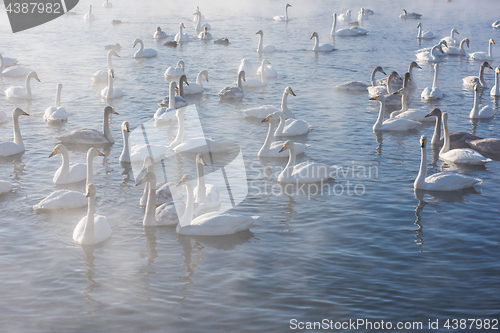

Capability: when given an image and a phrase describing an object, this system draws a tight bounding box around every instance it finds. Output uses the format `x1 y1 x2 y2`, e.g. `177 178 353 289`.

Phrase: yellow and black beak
126 124 130 133
48 149 57 158
289 88 296 96
261 115 271 123
278 143 287 153
420 137 426 148
97 150 105 157
369 96 378 100
21 109 29 116
86 188 92 198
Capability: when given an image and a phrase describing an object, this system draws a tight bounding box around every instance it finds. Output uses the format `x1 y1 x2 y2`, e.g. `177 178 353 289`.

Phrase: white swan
491 67 500 96
378 62 421 90
273 111 310 137
400 9 421 19
0 108 29 157
493 20 500 29
310 32 334 52
259 113 308 157
83 5 95 21
414 136 482 191
444 38 469 56
102 0 112 8
416 22 434 39
160 75 188 108
192 6 205 25
238 59 253 78
242 86 296 119
164 60 185 78
256 59 278 78
390 77 434 123
358 8 369 21
331 13 368 37
439 112 491 165
133 38 157 58
371 94 420 131
0 53 32 77
421 63 443 100
73 183 112 244
241 67 266 88
256 30 276 53
154 81 177 123
0 54 17 67
193 154 221 214
153 27 167 39
416 43 444 62
368 71 400 97
469 39 495 61
119 121 167 163
57 106 118 144
193 11 211 32
274 3 291 21
277 140 335 183
198 27 212 40
43 83 67 123
5 71 40 99
0 181 13 195
424 108 483 147
184 70 208 95
100 69 123 99
176 174 258 236
469 84 494 119
441 28 459 46
92 50 120 83
336 66 386 91
338 9 351 22
49 144 86 184
219 71 245 99
463 61 493 89
174 23 189 43
168 108 236 154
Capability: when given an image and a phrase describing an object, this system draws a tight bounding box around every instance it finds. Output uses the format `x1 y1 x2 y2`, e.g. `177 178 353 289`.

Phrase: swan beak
261 115 271 123
439 46 444 54
126 124 130 132
424 111 433 118
114 52 121 58
21 110 29 116
369 96 378 100
176 177 187 187
97 150 105 157
466 40 470 48
35 74 41 82
496 68 500 74
420 137 426 148
289 89 296 96
456 31 459 35
181 23 185 28
492 39 496 44
85 188 92 197
278 143 287 153
199 157 208 166
48 149 57 158
111 107 119 115
486 62 493 69
133 42 137 48
382 71 387 75
135 174 147 186
416 64 422 69
310 34 314 40
393 89 402 95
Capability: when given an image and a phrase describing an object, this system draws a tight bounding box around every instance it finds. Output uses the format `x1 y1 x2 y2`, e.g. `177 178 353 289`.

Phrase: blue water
0 0 499 332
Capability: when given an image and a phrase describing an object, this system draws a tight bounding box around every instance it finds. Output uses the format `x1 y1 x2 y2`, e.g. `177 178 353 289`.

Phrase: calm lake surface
0 0 499 332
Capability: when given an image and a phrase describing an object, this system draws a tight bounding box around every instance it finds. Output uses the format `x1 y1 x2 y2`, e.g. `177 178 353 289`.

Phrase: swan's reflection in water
374 132 383 156
80 244 104 314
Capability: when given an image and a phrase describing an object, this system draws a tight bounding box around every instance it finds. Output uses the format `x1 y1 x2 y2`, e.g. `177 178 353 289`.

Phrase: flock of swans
0 3 499 246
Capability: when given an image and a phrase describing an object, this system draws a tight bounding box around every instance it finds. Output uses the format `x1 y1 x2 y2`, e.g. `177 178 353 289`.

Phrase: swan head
180 23 185 29
238 70 246 82
136 171 156 186
179 74 189 86
196 153 207 166
474 84 479 92
417 22 421 28
156 27 162 33
86 183 96 198
490 39 495 45
261 113 278 123
176 174 193 187
286 4 292 8
133 38 142 48
438 45 444 54
285 86 296 96
496 67 500 74
87 147 105 159
201 70 209 82
438 40 448 48
410 61 421 70
442 112 448 123
347 9 351 16
12 107 29 118
48 144 67 158
57 83 63 90
204 26 209 33
425 108 441 118
374 66 387 75
177 60 185 71
453 28 459 35
104 105 118 115
310 32 318 40
121 121 130 133
420 135 426 148
369 94 385 102
482 61 493 70
28 71 41 82
263 59 272 66
464 38 470 48
278 140 294 153
402 9 408 15
402 72 411 87
256 30 263 36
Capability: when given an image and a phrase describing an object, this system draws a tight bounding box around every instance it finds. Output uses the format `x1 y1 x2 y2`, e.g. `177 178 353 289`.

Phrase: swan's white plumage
259 113 308 157
133 38 157 58
5 71 40 100
33 190 87 211
43 83 68 123
0 108 29 157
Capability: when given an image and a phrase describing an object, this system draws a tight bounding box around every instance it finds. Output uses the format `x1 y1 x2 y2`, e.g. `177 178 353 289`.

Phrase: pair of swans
119 121 167 163
336 66 386 91
262 110 310 137
242 86 296 119
310 32 334 52
443 38 469 56
469 39 495 61
416 22 434 39
277 140 335 183
274 4 291 21
160 75 189 108
83 5 95 21
5 71 40 99
390 74 434 123
165 60 185 78
49 144 87 184
259 112 308 157
439 112 491 165
133 39 157 58
100 69 123 99
470 84 494 118
368 71 404 105
153 27 167 39
0 53 32 77
441 28 459 46
0 108 29 157
57 106 118 144
331 13 368 37
414 136 482 191
219 71 245 99
43 83 68 123
256 30 275 53
416 43 445 62
92 49 120 83
491 67 500 96
378 62 421 91
463 61 493 89
421 63 443 100
33 147 105 211
400 9 421 19
174 23 189 43
370 94 420 131
154 81 178 123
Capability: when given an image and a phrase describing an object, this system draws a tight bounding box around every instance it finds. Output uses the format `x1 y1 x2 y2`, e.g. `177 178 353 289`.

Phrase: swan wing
279 119 310 136
94 215 112 243
440 148 491 165
57 129 108 144
178 212 258 235
33 190 87 210
242 105 279 118
424 172 481 191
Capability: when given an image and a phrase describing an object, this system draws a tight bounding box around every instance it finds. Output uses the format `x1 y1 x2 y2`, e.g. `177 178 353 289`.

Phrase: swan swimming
57 106 118 145
331 13 368 37
92 50 120 83
259 113 308 157
416 43 444 62
100 69 123 99
469 39 495 61
400 9 421 19
336 66 386 91
421 63 443 100
241 67 266 88
49 144 86 184
491 67 500 96
414 136 482 191
174 23 189 43
73 183 112 245
272 111 310 137
0 53 32 77
193 11 211 32
256 30 276 53
119 121 167 163
256 60 278 78
5 71 40 99
358 8 369 21
338 9 351 22
0 54 17 67
274 3 291 21
102 0 112 8
378 62 421 90
219 71 245 99
368 71 400 97
390 75 434 123
238 59 254 78
439 112 491 165
133 38 157 58
160 75 189 108
43 83 68 123
443 38 469 56
0 108 29 157
493 20 500 29
441 28 459 46
83 5 95 21
164 60 185 79
153 27 167 39
154 81 177 123
310 32 334 52
470 84 494 119
416 22 434 39
198 27 212 40
370 94 420 131
184 70 208 95
463 61 493 89
242 86 296 119
175 174 258 236
466 138 500 154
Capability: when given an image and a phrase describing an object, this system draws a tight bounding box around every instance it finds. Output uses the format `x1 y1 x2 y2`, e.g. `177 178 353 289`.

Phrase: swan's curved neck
106 73 114 99
103 109 114 143
431 113 442 145
179 181 194 227
12 114 24 148
432 66 439 89
370 69 378 86
386 75 396 94
374 99 386 129
195 162 206 204
259 120 275 155
237 72 244 88
417 25 422 38
330 15 337 36
459 39 466 51
471 88 480 118
179 25 184 37
430 45 438 61
59 148 70 178
196 71 205 88
121 129 130 161
488 42 493 58
170 112 184 148
83 194 96 244
168 83 176 109
275 113 286 136
257 34 263 52
137 40 144 53
281 92 294 118
143 174 157 225
440 117 450 154
415 145 427 189
284 5 289 20
282 145 296 178
312 36 320 51
25 74 33 99
479 64 487 85
55 85 62 108
86 154 95 188
450 29 455 39
106 50 113 70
